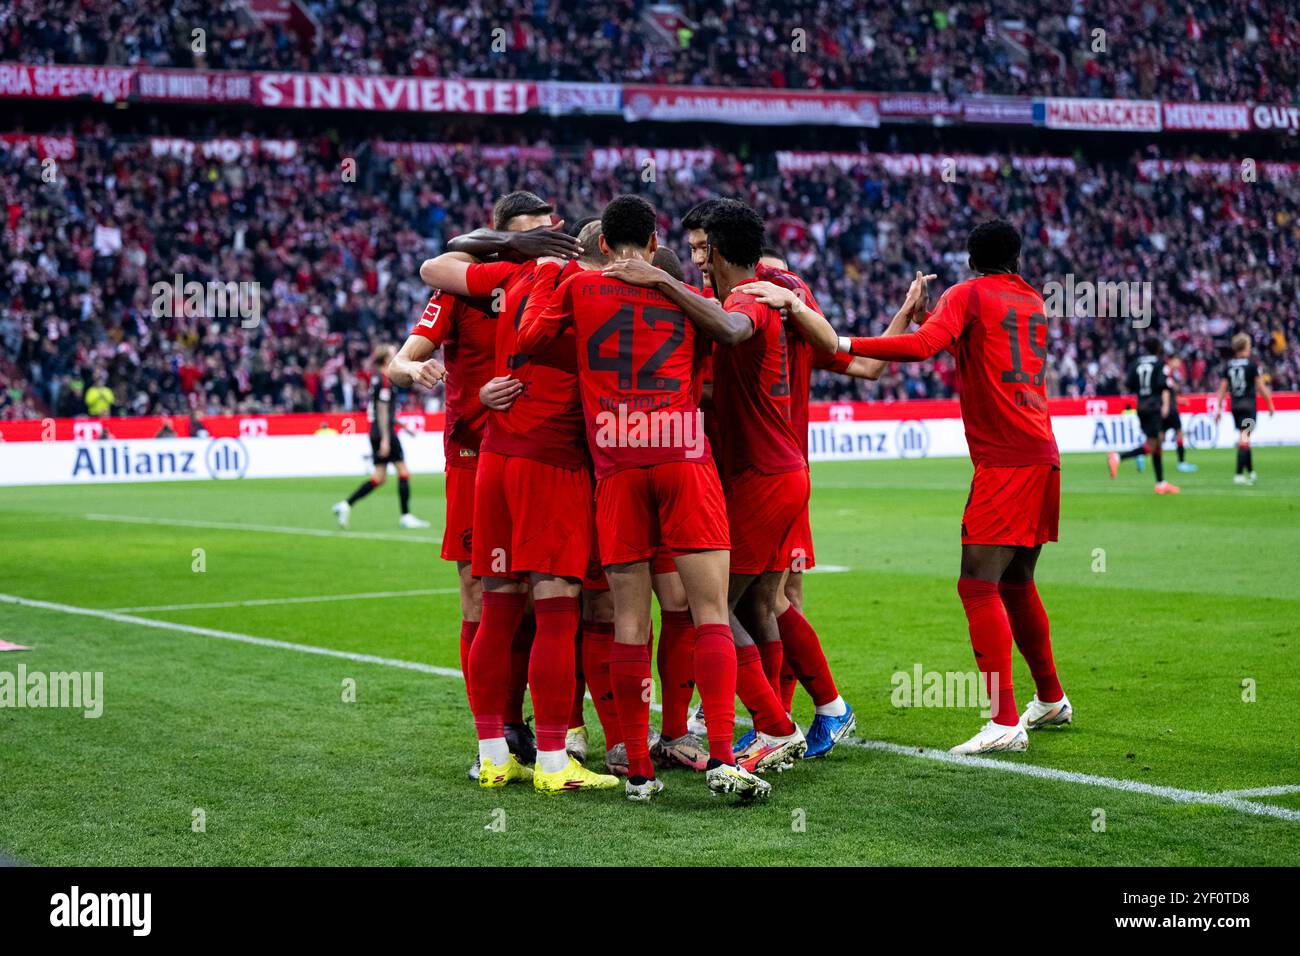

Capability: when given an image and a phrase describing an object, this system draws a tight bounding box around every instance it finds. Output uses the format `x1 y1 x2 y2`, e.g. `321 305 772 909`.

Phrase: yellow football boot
533 756 619 794
478 754 533 789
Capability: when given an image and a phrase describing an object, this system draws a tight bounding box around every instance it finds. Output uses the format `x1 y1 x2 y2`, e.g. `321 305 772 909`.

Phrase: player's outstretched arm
419 252 475 295
446 223 581 263
841 272 951 362
515 258 569 355
732 280 837 353
388 335 445 390
843 271 936 380
602 256 752 345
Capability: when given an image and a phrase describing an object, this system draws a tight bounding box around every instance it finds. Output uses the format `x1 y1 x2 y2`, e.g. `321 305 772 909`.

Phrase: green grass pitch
1 448 1297 866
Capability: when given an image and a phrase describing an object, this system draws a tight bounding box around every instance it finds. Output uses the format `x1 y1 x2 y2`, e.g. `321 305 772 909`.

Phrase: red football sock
957 578 1018 726
570 624 586 728
459 619 479 710
693 623 738 763
998 580 1064 703
468 591 526 741
529 596 579 754
778 658 798 713
505 613 534 725
610 641 654 779
581 621 621 747
776 605 839 706
656 610 697 740
736 643 797 736
757 640 784 701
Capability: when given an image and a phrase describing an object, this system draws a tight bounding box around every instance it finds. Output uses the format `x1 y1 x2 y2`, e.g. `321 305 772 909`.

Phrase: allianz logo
71 438 249 479
1089 414 1218 448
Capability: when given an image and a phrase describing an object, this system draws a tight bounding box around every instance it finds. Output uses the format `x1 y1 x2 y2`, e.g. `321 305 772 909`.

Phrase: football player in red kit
420 191 619 793
839 219 1072 754
396 194 587 780
518 195 769 801
729 247 925 759
608 199 843 775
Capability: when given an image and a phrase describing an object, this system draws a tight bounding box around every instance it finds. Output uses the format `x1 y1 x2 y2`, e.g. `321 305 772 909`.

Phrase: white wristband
837 335 852 354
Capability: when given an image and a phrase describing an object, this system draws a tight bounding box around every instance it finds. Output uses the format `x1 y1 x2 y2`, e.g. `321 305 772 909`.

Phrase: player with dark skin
840 219 1072 754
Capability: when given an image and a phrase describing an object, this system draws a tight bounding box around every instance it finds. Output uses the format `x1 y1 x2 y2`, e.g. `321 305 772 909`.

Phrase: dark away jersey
1127 353 1169 411
1223 357 1258 412
367 373 398 438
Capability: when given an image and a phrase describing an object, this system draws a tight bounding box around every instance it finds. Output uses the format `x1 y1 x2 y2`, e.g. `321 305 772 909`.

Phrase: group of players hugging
372 191 1074 802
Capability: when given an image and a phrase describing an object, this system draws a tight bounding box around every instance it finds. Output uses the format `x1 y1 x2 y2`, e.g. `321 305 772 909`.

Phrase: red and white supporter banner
136 69 254 104
1039 97 1161 132
1136 158 1300 181
1161 101 1251 132
962 96 1035 125
374 141 553 165
148 136 300 162
254 72 534 114
876 94 961 121
588 147 719 172
1251 104 1300 133
0 63 133 102
776 151 1076 177
0 132 76 160
536 81 621 116
623 85 880 127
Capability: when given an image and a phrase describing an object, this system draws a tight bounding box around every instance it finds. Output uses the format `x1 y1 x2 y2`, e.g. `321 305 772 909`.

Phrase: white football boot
399 513 431 529
1020 694 1073 730
950 720 1028 755
332 500 351 529
625 777 665 802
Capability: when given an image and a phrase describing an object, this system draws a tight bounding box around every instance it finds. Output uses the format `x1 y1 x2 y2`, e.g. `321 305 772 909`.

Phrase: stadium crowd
1 128 1297 421
2 0 1296 103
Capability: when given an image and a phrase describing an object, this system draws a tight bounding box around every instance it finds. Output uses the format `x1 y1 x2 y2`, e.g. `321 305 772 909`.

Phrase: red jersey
519 263 712 480
753 263 850 461
848 273 1059 468
465 259 588 470
409 288 496 469
713 287 806 479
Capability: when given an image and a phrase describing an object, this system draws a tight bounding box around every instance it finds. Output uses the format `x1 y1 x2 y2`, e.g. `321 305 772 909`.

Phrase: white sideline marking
3 590 1297 824
112 589 458 613
0 593 461 679
1216 784 1300 799
840 739 1300 823
85 513 438 545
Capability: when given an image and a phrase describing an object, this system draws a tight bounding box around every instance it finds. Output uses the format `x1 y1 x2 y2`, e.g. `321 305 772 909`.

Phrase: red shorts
725 467 810 575
440 464 476 563
471 451 594 580
783 468 816 572
595 460 730 567
961 463 1060 548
